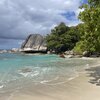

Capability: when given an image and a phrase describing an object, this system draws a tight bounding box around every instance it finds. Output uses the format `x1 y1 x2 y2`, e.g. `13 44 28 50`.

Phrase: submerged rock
21 34 47 53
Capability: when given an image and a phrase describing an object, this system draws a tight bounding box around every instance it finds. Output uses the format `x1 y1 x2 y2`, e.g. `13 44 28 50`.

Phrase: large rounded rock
83 51 90 57
21 34 47 53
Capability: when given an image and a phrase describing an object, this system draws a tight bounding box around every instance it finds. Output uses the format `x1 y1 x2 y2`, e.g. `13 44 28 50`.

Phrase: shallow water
0 53 97 94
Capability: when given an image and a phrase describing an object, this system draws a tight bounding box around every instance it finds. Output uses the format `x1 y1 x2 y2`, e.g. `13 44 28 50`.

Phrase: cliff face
21 34 47 53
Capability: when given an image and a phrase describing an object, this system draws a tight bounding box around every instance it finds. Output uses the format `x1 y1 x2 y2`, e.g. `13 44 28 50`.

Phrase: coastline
0 56 100 100
1 58 100 100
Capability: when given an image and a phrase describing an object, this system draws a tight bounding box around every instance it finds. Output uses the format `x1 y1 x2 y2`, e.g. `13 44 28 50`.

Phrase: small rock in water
59 54 65 58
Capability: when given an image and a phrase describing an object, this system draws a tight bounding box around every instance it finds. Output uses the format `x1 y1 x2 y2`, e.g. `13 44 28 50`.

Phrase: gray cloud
0 0 82 49
0 0 81 39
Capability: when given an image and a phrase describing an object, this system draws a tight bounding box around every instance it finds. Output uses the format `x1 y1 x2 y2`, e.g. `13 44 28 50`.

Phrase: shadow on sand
86 66 100 86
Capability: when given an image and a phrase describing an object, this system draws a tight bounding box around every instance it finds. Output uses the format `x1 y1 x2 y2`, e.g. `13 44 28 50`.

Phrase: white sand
7 70 100 100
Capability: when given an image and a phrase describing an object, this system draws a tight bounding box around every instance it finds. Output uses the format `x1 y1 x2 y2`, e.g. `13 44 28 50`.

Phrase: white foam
85 64 90 69
40 74 79 86
31 71 39 77
68 74 79 81
42 68 48 72
40 80 49 84
68 77 75 81
40 76 59 84
18 70 39 77
0 85 4 89
19 72 30 77
18 68 33 77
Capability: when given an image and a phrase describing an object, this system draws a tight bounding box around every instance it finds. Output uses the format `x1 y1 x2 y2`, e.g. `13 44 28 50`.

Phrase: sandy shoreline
0 58 100 100
3 64 100 100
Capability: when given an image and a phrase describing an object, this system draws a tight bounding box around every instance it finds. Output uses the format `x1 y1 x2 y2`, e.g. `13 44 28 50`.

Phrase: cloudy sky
0 0 87 49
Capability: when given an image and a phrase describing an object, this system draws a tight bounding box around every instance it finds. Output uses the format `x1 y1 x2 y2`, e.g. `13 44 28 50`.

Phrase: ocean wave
40 74 79 86
18 72 31 77
18 68 39 77
31 71 39 77
40 76 59 84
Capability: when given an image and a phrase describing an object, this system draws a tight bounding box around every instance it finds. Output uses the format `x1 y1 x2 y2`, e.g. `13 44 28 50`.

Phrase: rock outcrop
21 34 47 53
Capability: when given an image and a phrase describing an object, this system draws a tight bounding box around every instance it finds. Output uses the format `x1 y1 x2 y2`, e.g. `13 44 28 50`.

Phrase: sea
0 53 98 98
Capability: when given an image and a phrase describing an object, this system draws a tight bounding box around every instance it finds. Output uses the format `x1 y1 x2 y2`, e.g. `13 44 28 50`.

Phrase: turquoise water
0 53 96 93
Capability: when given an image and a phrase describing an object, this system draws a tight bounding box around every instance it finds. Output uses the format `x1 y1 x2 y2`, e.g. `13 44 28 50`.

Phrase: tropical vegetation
46 0 100 54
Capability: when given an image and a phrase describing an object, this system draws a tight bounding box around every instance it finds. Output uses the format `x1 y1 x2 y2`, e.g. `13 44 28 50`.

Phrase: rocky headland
20 34 47 53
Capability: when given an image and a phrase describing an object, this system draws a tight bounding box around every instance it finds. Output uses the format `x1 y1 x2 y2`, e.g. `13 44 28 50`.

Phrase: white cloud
75 8 85 17
0 0 81 39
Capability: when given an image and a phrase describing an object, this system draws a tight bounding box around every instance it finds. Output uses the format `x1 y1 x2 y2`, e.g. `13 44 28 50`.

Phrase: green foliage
46 22 80 53
88 0 100 7
74 41 86 54
46 0 100 54
74 0 100 53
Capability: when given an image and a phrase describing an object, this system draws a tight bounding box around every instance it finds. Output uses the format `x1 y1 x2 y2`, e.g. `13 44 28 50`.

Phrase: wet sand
3 65 100 100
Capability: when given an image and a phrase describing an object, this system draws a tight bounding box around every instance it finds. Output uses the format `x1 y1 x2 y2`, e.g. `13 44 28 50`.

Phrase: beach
0 53 100 100
10 73 100 100
0 0 99 99
5 68 100 100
